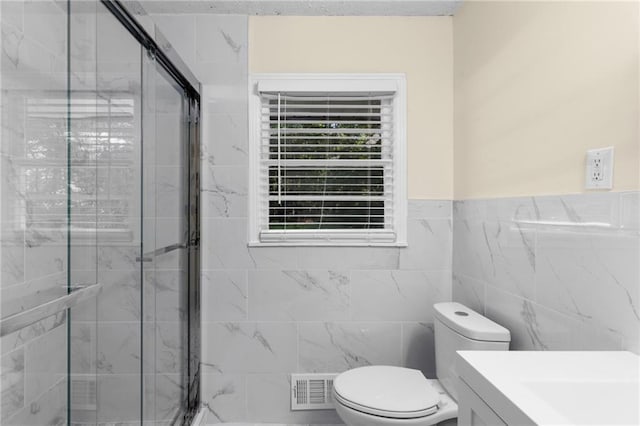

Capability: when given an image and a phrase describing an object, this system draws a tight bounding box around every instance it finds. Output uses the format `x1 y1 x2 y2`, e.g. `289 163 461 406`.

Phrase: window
14 93 137 242
249 74 407 246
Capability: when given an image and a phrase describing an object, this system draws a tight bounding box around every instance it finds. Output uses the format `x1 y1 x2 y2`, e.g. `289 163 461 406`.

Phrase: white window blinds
256 90 398 244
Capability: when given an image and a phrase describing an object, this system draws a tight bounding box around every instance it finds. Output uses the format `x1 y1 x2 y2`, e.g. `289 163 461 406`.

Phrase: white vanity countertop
456 351 640 426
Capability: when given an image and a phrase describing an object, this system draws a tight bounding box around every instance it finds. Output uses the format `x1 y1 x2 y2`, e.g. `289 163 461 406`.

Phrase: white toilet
333 302 511 426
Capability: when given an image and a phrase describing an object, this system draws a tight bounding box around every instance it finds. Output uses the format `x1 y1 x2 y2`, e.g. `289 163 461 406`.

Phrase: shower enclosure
0 1 200 424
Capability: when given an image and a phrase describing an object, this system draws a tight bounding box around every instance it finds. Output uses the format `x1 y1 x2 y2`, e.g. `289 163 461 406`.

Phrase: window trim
248 73 407 247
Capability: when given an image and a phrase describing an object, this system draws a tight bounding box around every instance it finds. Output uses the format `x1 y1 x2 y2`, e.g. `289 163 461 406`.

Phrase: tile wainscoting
200 199 453 424
453 191 639 354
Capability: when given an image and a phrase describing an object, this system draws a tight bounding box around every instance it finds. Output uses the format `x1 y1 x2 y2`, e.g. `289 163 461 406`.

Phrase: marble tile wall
452 192 640 354
150 14 453 425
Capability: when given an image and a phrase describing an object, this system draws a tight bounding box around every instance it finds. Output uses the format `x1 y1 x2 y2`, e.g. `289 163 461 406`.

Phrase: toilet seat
333 366 440 419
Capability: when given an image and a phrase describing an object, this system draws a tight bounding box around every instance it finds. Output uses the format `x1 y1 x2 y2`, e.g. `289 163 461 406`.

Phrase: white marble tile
296 246 399 270
195 15 247 65
155 322 184 374
407 199 452 219
203 166 248 218
534 192 620 227
154 217 184 251
485 286 583 351
155 166 183 219
5 377 66 426
202 76 248 114
202 218 254 269
620 191 639 230
452 273 485 315
399 218 452 270
24 319 66 403
96 270 141 321
23 0 66 57
69 2 97 84
96 7 143 71
97 245 139 271
147 270 186 323
203 113 249 167
202 270 248 322
202 322 297 374
351 270 450 321
246 374 343 425
452 199 486 222
24 244 66 282
0 157 24 224
2 38 66 89
452 218 487 282
1 348 24 421
569 319 625 351
454 215 536 300
479 221 536 299
536 230 640 352
1 242 24 288
401 322 436 378
1 1 24 32
248 270 349 321
150 15 197 70
1 311 66 356
70 321 97 374
484 196 539 223
155 112 185 167
96 322 141 374
70 244 98 273
97 374 140 423
155 373 183 421
201 373 247 423
247 246 299 270
298 322 402 373
143 372 157 422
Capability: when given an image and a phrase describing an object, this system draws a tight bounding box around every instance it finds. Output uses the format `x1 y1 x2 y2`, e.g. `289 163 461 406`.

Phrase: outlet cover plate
585 147 614 190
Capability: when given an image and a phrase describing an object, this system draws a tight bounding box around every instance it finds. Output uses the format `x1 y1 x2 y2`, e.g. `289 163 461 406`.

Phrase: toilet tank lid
434 302 511 342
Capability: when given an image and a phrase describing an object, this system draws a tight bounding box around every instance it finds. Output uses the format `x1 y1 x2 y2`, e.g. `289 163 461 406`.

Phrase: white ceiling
134 0 462 16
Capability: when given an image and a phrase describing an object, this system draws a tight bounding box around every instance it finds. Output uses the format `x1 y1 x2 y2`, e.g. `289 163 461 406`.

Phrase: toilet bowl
333 302 511 426
333 366 457 426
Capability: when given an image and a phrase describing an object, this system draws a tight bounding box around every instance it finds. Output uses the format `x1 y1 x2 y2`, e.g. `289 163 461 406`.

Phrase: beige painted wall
249 16 454 200
454 1 639 198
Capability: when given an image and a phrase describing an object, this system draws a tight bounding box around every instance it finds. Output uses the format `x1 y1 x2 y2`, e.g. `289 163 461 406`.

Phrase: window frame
248 73 407 247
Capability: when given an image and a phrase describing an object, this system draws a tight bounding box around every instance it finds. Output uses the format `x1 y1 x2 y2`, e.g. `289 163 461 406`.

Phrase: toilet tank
434 302 510 401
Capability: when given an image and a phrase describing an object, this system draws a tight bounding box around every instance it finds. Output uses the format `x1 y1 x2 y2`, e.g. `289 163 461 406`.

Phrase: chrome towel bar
0 283 102 337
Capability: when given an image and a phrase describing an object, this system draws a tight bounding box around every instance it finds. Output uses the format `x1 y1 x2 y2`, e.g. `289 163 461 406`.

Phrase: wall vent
291 373 337 410
70 376 97 410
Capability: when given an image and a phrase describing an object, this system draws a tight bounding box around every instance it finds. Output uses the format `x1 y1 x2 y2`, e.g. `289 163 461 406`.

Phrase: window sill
252 229 407 247
248 241 408 248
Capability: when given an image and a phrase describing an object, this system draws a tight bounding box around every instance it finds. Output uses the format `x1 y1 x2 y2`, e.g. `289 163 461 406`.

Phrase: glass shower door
141 50 190 424
1 1 198 424
85 3 144 423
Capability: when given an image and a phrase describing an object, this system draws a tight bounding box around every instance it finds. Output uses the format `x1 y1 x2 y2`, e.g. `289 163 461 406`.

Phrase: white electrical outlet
585 147 614 190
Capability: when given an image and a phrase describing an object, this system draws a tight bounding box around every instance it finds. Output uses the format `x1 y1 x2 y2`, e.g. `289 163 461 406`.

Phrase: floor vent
291 373 337 410
71 377 97 410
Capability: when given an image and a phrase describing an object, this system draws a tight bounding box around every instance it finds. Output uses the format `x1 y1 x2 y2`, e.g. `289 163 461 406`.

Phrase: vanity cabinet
455 350 640 426
457 379 506 426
